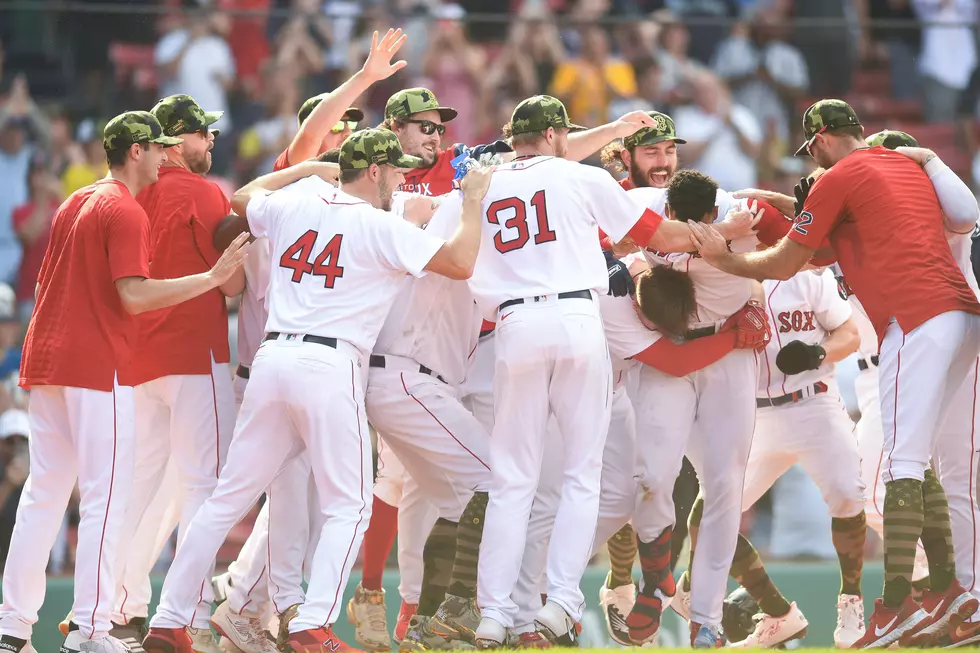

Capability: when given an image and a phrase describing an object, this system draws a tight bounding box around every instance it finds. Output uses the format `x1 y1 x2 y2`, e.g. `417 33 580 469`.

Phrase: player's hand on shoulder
775 340 826 374
894 146 938 167
718 204 762 239
403 196 438 228
460 165 495 202
688 220 731 264
722 300 771 350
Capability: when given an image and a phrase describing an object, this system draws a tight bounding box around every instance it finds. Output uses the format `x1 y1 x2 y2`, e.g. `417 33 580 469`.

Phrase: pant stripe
92 383 121 633
398 373 491 471
239 565 268 616
886 334 906 481
267 485 283 614
210 363 220 478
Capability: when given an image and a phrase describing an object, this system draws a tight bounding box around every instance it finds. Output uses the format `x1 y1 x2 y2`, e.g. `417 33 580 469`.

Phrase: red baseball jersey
21 180 150 391
789 146 980 342
398 146 457 196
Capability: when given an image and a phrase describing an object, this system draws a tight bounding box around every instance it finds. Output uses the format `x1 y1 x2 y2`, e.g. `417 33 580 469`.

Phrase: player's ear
665 202 676 221
619 147 632 170
710 206 719 223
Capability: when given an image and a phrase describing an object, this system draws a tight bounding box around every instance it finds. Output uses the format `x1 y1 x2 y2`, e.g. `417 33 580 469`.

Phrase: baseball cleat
904 580 980 647
346 584 390 652
942 618 980 647
143 627 195 653
394 602 418 646
532 601 579 647
59 611 75 637
512 631 551 648
473 618 506 650
851 596 927 648
286 627 362 653
212 573 233 606
728 602 808 649
430 594 481 643
110 618 149 653
598 573 635 647
275 604 301 653
834 594 865 648
671 571 692 620
188 627 222 653
398 615 451 652
61 632 131 653
690 622 725 648
210 602 278 653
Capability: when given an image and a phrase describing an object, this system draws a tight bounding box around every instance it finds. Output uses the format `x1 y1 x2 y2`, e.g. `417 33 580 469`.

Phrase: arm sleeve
372 213 448 278
272 148 291 172
105 202 150 281
788 171 847 249
924 157 980 232
632 332 739 377
811 271 852 331
585 168 661 244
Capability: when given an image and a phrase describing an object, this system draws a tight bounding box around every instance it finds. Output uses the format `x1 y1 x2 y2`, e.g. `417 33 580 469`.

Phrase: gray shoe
108 620 147 653
399 615 453 652
431 595 481 644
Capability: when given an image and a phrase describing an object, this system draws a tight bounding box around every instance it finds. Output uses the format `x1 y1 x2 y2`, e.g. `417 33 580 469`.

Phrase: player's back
247 177 446 359
467 156 642 317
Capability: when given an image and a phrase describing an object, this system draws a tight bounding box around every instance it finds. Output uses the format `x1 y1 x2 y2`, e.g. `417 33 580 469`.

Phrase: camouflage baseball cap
385 88 458 123
339 128 423 170
152 94 223 138
623 111 687 149
509 95 585 136
795 99 862 156
297 94 365 126
866 129 919 149
103 111 182 151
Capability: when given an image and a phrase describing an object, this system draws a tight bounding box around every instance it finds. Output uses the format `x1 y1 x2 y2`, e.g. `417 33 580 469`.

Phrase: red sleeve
192 183 232 267
105 200 150 281
626 208 664 247
753 200 794 246
273 148 291 172
632 331 738 377
788 172 846 250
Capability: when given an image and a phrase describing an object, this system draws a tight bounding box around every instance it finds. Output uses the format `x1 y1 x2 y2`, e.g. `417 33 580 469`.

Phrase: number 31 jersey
467 156 649 319
247 176 447 359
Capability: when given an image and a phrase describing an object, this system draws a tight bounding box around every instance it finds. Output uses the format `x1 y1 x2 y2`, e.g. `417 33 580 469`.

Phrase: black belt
479 328 494 338
236 364 250 380
264 332 338 348
499 289 592 312
757 381 829 408
369 354 448 384
684 325 716 341
858 355 880 371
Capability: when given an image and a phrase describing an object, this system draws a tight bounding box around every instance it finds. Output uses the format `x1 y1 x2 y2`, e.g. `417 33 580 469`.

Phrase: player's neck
108 167 147 197
514 144 553 159
339 180 381 208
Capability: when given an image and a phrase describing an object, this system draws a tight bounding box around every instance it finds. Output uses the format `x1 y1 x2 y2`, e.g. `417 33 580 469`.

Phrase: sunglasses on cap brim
331 120 358 134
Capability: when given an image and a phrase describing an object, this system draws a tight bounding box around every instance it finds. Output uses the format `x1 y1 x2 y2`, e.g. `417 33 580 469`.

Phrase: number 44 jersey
466 156 652 319
247 176 448 359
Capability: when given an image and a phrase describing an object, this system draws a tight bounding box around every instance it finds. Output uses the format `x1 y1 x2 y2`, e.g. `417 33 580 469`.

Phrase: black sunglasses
401 119 446 136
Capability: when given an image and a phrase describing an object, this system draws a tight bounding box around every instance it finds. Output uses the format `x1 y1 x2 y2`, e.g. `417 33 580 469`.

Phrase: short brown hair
106 142 148 168
339 167 368 184
600 141 627 173
501 122 548 149
635 266 697 339
829 125 864 140
317 148 340 164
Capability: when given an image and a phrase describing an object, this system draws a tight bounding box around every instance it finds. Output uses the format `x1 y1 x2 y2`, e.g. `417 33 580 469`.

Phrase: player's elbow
835 320 862 358
115 277 151 315
441 259 475 281
425 247 475 280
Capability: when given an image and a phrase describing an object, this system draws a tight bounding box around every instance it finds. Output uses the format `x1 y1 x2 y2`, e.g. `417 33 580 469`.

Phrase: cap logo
653 115 667 131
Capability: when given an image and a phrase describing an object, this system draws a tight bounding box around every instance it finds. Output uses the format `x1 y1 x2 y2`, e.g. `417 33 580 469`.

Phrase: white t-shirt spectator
914 0 978 90
155 29 236 130
0 146 31 284
672 103 763 192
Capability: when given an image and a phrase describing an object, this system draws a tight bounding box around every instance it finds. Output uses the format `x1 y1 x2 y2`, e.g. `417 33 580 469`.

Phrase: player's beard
186 148 212 175
630 159 674 189
379 174 394 212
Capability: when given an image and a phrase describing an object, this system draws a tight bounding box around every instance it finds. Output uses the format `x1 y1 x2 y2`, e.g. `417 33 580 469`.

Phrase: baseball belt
369 354 448 384
263 332 338 348
756 381 829 408
499 289 592 311
684 325 718 341
236 364 250 380
857 355 880 371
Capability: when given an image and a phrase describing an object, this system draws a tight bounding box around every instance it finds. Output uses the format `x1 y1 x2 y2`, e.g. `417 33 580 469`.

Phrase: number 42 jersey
467 156 652 319
247 176 447 359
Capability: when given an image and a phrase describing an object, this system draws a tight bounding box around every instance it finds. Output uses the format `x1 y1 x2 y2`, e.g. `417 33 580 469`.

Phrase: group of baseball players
1 25 980 653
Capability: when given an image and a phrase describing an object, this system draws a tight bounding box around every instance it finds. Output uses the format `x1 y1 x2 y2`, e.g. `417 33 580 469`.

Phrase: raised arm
231 161 339 217
896 146 980 234
566 111 656 162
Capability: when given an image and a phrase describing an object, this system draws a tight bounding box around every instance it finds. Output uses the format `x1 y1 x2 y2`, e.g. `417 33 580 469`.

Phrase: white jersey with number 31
466 156 648 319
246 176 447 358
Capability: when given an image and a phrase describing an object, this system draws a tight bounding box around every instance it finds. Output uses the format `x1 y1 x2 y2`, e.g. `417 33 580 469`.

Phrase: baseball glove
723 301 771 350
605 249 636 298
775 340 827 375
793 176 814 217
722 587 762 644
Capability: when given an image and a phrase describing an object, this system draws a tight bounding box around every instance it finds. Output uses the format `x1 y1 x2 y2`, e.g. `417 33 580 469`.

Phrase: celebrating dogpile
4 26 980 653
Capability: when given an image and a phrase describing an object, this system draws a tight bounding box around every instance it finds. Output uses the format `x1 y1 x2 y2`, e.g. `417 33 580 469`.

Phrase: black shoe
0 635 28 653
110 619 147 653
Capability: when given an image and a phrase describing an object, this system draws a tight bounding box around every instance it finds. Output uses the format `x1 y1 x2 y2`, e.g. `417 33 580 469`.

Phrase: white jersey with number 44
246 176 447 359
467 156 649 319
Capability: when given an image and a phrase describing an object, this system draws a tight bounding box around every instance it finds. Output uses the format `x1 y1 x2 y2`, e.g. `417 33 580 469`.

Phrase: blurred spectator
271 0 332 95
664 0 740 65
794 0 856 97
155 6 236 131
672 71 762 190
913 0 978 124
224 0 272 96
0 284 20 410
61 119 108 197
13 153 59 324
0 408 30 572
713 5 808 151
0 83 43 286
236 71 300 177
654 19 706 106
45 113 79 179
866 0 920 100
550 26 637 126
422 4 485 145
323 0 365 87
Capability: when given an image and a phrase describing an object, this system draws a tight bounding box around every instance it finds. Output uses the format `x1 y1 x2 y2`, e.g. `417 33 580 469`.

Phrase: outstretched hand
362 29 408 82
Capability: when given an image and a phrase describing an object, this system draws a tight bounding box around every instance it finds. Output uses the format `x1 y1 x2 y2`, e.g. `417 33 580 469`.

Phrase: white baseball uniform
150 176 450 634
469 155 649 627
628 186 759 628
742 270 865 519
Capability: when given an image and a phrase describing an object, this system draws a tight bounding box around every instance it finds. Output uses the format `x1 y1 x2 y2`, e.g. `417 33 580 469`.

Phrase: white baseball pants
880 311 980 483
150 338 373 633
631 350 758 627
742 392 865 518
477 295 612 627
0 380 135 641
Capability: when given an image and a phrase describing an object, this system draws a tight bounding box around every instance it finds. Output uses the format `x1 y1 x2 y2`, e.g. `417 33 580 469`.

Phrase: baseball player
0 111 246 653
142 129 491 653
689 99 980 648
463 95 752 648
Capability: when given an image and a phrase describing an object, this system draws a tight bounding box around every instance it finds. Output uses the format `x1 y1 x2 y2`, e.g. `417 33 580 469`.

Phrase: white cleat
599 578 636 647
211 601 278 653
189 626 223 653
345 583 391 652
671 572 692 621
728 602 808 649
834 594 866 648
533 601 579 647
61 632 130 653
474 617 506 649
